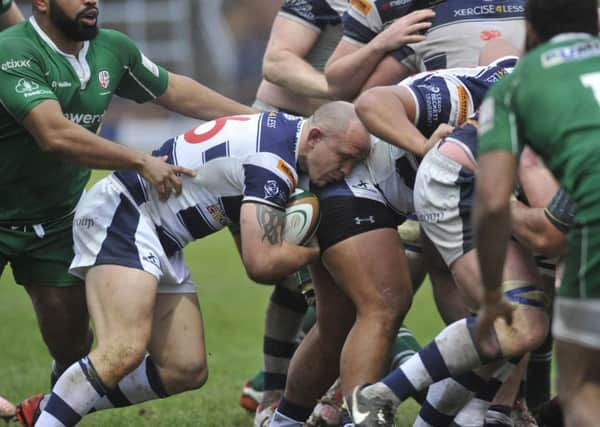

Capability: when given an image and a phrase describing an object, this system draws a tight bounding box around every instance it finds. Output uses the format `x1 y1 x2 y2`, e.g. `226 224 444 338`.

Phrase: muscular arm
24 100 194 198
360 54 413 91
474 150 517 300
240 203 319 284
0 2 24 30
262 15 329 99
510 146 565 257
155 72 255 119
325 9 432 100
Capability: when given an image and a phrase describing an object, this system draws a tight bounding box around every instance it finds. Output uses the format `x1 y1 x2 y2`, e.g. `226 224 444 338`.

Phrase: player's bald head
525 0 598 47
309 101 370 153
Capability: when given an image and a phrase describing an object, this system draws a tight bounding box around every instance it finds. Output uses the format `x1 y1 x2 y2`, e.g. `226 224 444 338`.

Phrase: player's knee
165 360 209 393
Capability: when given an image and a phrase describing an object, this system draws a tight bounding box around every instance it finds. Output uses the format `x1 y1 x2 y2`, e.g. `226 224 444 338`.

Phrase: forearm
258 242 318 283
355 89 426 156
263 51 330 99
157 73 255 119
325 43 388 100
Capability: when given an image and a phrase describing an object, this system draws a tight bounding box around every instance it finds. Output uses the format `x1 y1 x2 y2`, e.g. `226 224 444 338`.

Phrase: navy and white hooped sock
365 317 502 407
93 355 168 410
35 356 107 427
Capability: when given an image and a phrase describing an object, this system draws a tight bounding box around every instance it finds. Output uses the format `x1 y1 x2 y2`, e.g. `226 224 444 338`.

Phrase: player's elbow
530 228 566 258
243 255 278 284
355 89 380 121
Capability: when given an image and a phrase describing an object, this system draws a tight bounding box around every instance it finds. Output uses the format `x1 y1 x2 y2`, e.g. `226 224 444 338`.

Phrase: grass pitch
0 173 445 426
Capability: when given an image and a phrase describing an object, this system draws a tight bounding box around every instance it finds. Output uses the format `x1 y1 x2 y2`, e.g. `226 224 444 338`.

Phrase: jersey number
580 72 600 106
183 116 250 144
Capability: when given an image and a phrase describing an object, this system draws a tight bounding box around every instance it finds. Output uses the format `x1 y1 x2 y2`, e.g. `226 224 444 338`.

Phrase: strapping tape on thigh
502 280 550 309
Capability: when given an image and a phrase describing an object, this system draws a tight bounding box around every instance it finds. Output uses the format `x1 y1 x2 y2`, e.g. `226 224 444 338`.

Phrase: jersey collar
29 16 92 89
550 33 594 43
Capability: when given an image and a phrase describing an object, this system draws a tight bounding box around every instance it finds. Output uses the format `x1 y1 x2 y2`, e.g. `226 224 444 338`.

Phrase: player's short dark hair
526 0 599 42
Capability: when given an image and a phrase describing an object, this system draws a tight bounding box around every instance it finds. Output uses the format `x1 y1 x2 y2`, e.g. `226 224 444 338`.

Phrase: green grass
0 172 445 426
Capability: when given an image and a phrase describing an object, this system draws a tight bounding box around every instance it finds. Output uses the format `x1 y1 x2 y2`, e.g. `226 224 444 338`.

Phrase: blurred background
15 0 280 149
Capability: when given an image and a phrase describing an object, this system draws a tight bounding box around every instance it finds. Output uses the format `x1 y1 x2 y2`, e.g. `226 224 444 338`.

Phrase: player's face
306 123 369 187
49 0 99 41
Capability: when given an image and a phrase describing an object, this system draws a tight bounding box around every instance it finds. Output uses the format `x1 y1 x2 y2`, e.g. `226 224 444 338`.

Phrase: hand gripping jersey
343 0 525 73
400 56 516 136
279 0 348 71
0 18 169 223
112 113 303 255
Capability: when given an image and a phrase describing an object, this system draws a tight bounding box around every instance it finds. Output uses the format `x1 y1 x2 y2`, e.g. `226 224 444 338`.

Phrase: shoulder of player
0 24 45 64
93 28 137 48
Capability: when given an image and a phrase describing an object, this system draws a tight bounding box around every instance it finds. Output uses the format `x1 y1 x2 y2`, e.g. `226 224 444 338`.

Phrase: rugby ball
282 190 320 246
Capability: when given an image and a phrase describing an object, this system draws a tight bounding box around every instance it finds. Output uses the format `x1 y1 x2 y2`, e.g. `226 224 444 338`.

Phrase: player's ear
32 0 49 13
307 127 323 148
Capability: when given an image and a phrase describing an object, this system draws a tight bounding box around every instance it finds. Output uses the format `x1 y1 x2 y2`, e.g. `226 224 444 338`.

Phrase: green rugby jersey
0 17 169 223
478 34 600 224
0 0 12 14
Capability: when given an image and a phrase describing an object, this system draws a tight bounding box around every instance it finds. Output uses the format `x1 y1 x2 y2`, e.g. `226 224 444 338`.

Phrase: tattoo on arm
256 204 285 244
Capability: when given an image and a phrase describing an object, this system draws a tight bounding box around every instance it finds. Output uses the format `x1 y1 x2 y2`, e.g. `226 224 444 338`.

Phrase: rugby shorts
69 176 196 294
413 144 474 267
0 212 82 287
553 222 600 349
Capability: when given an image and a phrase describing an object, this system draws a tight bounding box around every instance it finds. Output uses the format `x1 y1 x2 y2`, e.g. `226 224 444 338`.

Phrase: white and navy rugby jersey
279 0 349 71
114 112 303 255
400 56 516 135
313 137 417 217
343 0 525 72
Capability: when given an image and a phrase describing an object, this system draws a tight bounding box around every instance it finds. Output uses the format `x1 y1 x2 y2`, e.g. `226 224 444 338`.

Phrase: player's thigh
323 227 411 312
148 292 207 370
85 265 158 345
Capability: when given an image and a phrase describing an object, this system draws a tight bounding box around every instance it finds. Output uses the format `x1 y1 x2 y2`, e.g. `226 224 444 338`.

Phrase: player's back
113 113 302 250
343 0 525 72
497 34 600 222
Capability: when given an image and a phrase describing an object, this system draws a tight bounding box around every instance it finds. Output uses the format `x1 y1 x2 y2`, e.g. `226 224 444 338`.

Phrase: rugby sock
453 361 517 427
526 330 552 410
413 371 487 427
390 324 422 371
92 355 168 410
364 317 502 407
483 405 513 427
263 285 307 394
268 397 312 427
249 369 266 392
35 356 107 427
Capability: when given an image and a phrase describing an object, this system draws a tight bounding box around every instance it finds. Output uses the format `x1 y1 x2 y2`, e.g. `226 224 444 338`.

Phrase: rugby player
325 0 526 100
475 0 600 425
239 0 349 418
0 0 253 420
20 103 372 427
344 115 550 427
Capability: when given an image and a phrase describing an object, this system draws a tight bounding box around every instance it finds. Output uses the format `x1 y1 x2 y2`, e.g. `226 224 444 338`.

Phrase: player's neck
35 16 84 56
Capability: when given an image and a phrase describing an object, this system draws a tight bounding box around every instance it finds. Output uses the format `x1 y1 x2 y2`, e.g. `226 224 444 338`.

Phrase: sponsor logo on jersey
98 70 110 89
277 160 297 188
264 180 281 200
351 0 372 15
266 112 278 128
453 4 524 17
142 253 160 267
141 52 159 77
15 78 38 93
64 112 105 125
51 81 72 88
541 40 600 68
1 58 32 71
207 204 230 226
456 85 469 125
75 217 95 228
381 0 410 11
480 30 501 41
